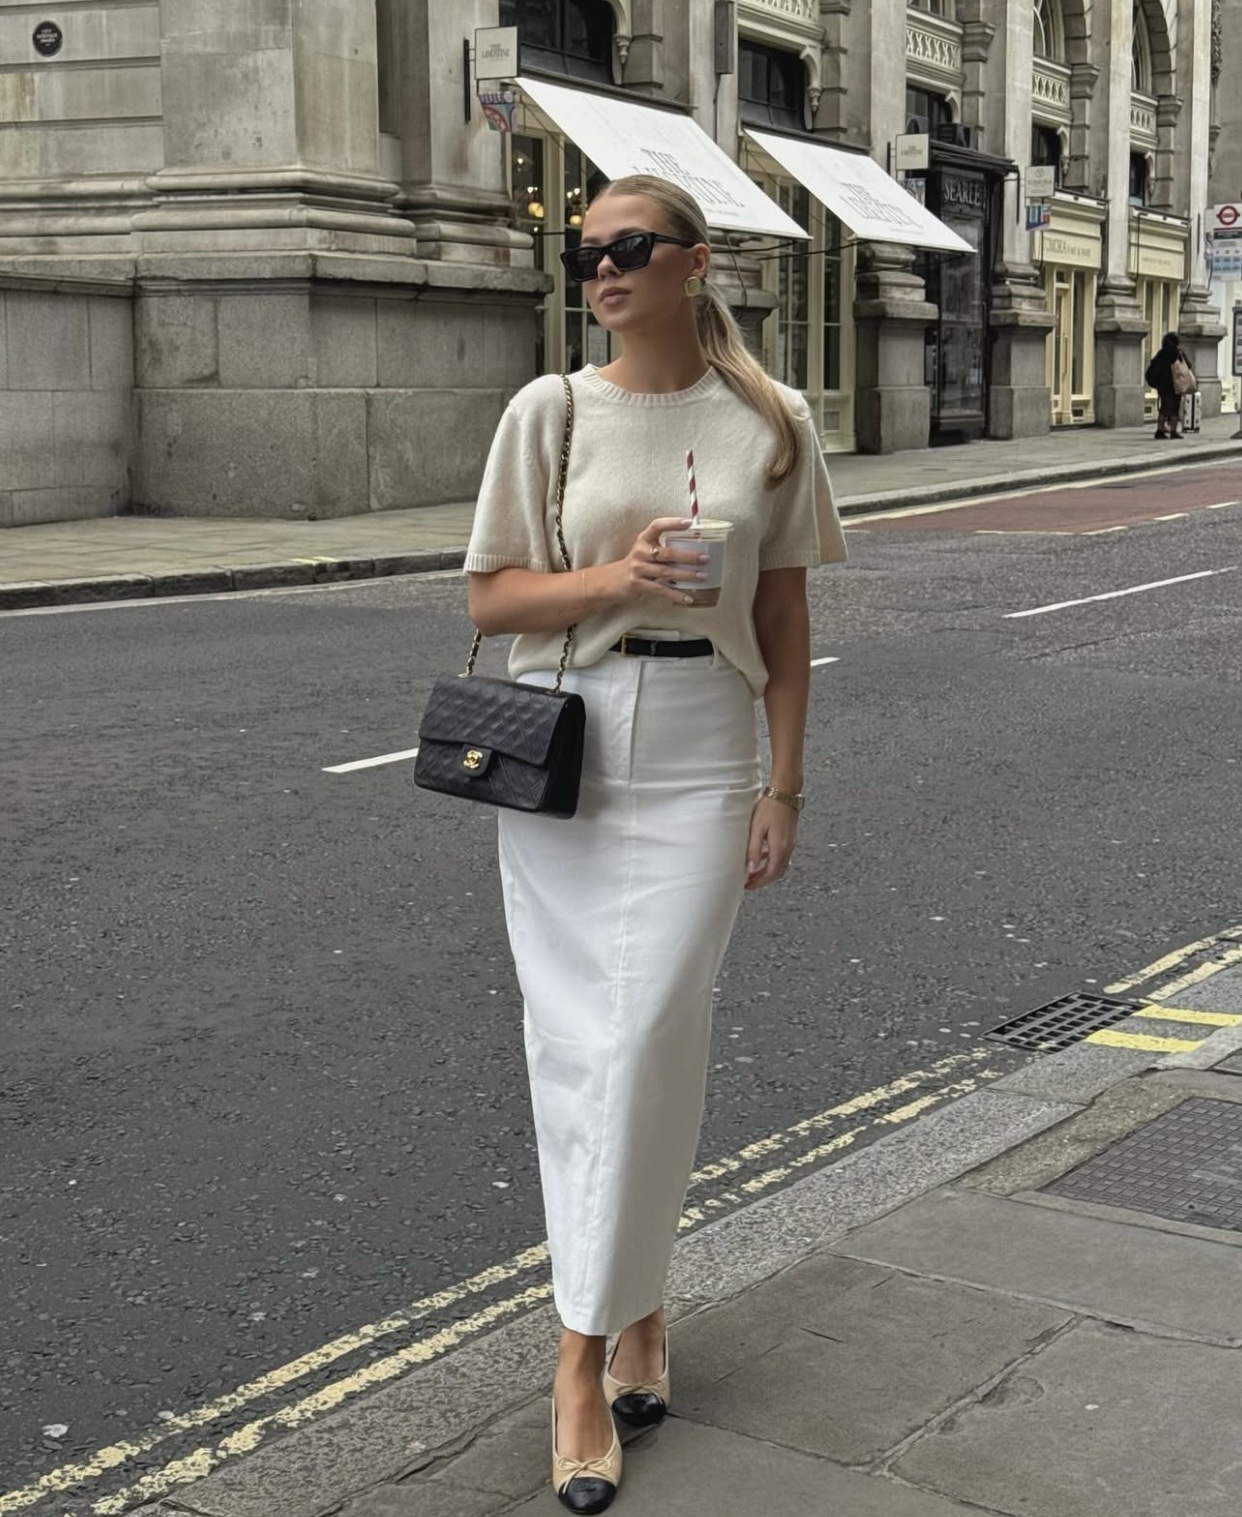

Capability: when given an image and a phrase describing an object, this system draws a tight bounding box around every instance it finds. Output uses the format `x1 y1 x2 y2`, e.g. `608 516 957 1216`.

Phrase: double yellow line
1091 924 1242 1054
12 925 1242 1516
1 1049 998 1516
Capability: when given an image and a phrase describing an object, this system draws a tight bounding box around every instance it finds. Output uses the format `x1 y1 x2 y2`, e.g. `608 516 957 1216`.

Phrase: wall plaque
33 21 63 57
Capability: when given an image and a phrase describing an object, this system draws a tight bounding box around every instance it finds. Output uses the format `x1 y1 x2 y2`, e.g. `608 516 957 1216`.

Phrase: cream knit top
463 365 848 697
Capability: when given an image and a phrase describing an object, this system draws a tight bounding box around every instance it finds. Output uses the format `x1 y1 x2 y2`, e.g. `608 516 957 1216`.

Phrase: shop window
739 41 806 132
772 182 812 389
905 86 953 136
509 130 609 375
1033 0 1066 64
1031 125 1063 187
1129 153 1149 207
500 0 615 84
1132 5 1154 93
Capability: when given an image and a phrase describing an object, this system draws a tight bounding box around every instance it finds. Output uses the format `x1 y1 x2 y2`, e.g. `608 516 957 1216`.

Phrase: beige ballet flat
603 1333 670 1427
552 1401 622 1514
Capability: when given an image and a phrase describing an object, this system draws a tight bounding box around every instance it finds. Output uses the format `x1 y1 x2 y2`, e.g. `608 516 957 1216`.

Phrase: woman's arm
467 516 706 635
746 566 811 891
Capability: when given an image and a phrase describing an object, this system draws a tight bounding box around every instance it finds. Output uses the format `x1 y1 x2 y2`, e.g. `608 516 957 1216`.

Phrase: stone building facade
0 0 1222 526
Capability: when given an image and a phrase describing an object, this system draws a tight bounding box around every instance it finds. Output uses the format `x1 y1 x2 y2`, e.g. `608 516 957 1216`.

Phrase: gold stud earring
684 275 705 299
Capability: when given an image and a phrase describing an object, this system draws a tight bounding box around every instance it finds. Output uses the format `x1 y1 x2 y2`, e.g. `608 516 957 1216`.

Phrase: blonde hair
595 174 802 484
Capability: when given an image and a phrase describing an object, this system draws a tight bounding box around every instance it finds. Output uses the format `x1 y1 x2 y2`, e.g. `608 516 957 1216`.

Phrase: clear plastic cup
659 519 732 607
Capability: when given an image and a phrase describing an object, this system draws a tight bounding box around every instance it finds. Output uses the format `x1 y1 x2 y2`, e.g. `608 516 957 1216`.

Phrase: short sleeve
463 398 554 574
759 412 849 572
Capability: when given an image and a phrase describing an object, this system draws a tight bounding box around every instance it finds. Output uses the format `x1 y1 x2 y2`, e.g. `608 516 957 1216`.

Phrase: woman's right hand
599 517 710 607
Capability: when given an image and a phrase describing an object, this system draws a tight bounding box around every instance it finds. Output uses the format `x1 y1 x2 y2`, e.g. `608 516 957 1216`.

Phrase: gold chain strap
464 375 576 689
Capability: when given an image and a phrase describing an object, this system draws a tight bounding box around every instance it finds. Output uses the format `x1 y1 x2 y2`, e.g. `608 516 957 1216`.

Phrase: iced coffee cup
659 519 732 607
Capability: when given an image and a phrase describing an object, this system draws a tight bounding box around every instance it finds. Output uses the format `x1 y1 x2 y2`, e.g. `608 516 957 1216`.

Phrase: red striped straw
686 448 699 522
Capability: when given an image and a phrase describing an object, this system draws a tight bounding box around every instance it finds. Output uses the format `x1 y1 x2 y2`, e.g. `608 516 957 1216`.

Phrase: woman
464 175 846 1513
1145 330 1190 439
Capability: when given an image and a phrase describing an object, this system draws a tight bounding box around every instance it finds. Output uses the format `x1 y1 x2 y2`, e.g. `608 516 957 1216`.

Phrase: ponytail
695 284 801 484
594 173 804 486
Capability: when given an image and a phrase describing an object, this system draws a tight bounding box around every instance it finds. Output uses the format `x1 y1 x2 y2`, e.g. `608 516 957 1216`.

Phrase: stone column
1093 0 1148 427
141 0 411 254
390 0 532 264
854 244 937 453
1175 0 1225 415
844 0 935 452
973 0 1054 437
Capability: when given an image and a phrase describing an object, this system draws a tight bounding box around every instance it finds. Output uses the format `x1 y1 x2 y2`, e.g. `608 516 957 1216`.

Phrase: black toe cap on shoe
612 1391 667 1427
557 1475 618 1514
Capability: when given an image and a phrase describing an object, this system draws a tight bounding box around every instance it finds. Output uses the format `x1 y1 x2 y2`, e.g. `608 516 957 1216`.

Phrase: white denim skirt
497 645 760 1336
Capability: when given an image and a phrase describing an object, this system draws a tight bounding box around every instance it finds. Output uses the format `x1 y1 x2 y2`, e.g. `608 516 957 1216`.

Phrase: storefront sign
1210 204 1242 233
480 90 518 133
1026 166 1056 201
1133 245 1185 280
1039 231 1099 268
895 133 930 172
940 174 986 214
475 27 519 81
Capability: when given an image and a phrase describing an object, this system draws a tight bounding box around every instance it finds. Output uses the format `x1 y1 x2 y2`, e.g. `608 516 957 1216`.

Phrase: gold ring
650 546 660 562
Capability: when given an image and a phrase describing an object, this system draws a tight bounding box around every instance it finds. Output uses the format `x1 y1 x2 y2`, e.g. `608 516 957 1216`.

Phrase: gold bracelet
762 785 805 813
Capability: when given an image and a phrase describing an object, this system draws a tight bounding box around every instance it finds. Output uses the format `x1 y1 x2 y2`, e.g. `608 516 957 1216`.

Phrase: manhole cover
1045 1097 1242 1232
986 993 1143 1053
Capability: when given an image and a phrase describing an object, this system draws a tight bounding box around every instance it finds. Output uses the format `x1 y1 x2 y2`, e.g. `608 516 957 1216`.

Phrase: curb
4 441 1241 613
127 1033 1166 1517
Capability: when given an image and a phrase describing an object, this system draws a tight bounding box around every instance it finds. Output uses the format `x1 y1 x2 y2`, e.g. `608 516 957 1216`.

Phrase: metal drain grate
986 993 1143 1053
1045 1098 1242 1232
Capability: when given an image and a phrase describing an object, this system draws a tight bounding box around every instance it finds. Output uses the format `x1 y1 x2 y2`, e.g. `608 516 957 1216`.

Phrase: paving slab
507 1419 997 1517
339 1482 503 1517
667 1088 1076 1305
895 1319 1242 1517
672 1253 1069 1464
834 1186 1242 1343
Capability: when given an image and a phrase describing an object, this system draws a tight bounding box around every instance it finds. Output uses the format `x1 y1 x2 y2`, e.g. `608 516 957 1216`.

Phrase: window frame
499 0 615 84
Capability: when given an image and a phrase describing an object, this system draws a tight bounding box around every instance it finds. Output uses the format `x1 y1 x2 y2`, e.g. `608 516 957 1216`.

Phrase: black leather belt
610 635 715 659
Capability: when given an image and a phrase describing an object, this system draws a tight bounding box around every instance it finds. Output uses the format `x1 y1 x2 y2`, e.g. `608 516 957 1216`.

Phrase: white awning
745 129 974 255
517 76 808 241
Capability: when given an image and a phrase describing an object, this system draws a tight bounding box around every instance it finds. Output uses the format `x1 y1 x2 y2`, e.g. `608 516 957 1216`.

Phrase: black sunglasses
559 231 696 284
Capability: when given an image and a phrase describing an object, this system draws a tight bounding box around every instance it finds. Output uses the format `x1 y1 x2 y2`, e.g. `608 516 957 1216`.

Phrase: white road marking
810 656 840 667
1004 565 1237 620
323 747 420 774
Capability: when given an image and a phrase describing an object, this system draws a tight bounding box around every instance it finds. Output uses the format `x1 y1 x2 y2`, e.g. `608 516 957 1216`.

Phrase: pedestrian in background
1145 330 1194 439
464 174 846 1512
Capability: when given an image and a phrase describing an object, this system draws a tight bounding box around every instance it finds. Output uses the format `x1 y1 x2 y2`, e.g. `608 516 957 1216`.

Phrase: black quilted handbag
414 376 586 819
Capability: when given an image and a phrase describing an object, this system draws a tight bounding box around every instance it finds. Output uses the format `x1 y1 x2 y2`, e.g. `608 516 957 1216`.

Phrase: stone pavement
3 415 1240 611
141 951 1242 1517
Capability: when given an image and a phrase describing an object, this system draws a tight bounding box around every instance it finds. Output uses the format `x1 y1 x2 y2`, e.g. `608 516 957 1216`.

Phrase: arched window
1132 4 1154 93
500 0 615 83
1033 0 1066 63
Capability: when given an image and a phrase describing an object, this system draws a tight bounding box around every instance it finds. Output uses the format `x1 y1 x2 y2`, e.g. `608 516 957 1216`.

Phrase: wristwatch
762 785 805 813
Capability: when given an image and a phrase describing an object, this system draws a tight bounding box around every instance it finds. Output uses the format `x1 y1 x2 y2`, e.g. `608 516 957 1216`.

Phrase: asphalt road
2 466 1240 1505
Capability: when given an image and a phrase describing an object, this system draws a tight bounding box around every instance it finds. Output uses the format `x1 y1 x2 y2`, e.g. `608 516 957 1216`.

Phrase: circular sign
1217 205 1240 228
32 21 63 57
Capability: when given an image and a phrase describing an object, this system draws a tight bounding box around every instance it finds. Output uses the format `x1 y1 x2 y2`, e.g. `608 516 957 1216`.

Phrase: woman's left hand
744 796 798 891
